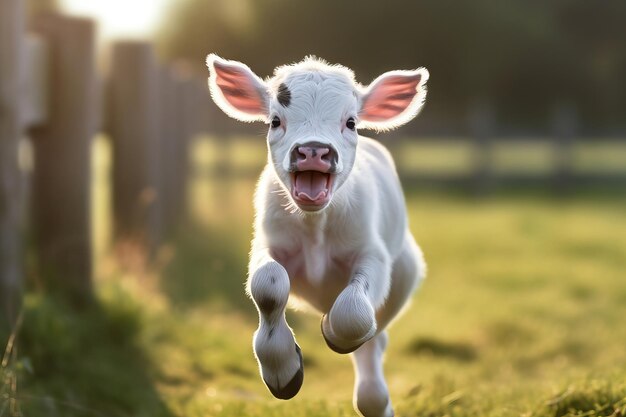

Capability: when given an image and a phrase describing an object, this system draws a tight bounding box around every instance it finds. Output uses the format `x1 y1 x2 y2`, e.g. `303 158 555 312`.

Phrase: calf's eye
346 117 356 130
271 116 281 129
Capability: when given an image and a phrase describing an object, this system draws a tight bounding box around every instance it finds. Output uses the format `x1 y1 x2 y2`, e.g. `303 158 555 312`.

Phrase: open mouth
290 171 335 211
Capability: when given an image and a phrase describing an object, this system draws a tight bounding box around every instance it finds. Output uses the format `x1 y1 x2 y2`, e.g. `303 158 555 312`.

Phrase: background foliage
159 0 626 134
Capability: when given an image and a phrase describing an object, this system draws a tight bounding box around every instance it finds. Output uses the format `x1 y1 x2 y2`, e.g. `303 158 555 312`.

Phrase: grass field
3 138 626 417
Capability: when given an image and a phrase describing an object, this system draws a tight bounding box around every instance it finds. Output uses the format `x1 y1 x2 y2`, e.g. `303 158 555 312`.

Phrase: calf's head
206 55 429 212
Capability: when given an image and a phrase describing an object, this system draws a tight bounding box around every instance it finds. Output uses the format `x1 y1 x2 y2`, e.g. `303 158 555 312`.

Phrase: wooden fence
1 6 213 328
1 0 25 330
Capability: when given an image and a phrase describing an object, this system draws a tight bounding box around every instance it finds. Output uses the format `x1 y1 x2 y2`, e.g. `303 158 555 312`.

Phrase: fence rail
197 135 626 190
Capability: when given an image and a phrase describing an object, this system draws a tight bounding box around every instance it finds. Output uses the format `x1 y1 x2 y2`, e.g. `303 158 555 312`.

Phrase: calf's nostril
298 149 307 162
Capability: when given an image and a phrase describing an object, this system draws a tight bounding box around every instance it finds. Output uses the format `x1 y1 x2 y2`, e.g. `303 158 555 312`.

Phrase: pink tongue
295 171 328 201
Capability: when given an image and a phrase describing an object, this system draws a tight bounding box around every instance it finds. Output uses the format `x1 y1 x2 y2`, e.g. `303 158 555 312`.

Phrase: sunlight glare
60 0 169 39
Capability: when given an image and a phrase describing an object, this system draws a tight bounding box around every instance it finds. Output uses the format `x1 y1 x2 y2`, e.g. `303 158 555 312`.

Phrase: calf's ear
358 68 429 131
206 54 269 122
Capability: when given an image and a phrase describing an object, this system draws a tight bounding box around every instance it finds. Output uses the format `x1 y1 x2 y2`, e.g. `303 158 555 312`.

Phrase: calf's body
253 137 423 317
206 55 429 417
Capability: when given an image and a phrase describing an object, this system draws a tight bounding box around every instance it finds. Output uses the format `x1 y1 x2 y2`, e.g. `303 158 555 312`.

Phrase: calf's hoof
355 380 394 417
262 343 304 400
321 315 375 354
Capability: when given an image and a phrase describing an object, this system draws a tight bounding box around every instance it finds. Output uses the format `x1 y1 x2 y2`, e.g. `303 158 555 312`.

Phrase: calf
206 55 429 417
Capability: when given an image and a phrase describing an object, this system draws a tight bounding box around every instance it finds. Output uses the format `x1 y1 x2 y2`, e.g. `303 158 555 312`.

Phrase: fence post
0 0 25 331
171 69 195 223
158 67 180 237
469 98 496 194
29 15 97 304
552 103 578 192
195 78 213 135
108 41 161 253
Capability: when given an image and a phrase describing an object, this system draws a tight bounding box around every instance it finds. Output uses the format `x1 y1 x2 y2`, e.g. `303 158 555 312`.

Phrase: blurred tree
158 0 626 135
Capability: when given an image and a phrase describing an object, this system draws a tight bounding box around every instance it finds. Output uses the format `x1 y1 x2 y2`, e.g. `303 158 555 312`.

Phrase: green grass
3 138 626 416
6 190 626 417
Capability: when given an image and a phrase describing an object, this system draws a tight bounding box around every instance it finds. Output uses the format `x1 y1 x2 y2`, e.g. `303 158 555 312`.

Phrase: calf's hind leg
248 252 304 399
351 332 393 417
352 235 424 417
376 233 424 331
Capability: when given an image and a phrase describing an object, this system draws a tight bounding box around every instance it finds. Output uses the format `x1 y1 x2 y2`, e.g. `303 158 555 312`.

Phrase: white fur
207 55 428 417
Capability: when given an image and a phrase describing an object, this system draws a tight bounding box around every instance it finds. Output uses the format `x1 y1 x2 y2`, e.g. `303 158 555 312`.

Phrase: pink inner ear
361 74 422 122
213 61 266 115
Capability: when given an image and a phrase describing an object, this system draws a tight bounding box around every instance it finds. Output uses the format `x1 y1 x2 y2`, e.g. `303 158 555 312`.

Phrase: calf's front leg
248 249 304 399
322 248 391 353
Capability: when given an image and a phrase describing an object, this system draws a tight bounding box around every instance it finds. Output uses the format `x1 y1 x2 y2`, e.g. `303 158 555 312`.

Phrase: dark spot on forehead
277 83 291 107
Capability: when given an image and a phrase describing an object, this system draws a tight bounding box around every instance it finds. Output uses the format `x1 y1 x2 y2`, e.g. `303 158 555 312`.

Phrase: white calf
206 55 428 417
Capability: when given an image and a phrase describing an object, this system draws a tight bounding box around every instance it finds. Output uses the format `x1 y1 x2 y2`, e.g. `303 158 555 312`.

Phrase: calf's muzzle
290 141 337 173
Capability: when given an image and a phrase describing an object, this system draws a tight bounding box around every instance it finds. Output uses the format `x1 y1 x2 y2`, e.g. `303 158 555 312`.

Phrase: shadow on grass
9 291 174 417
406 336 478 362
159 222 255 317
